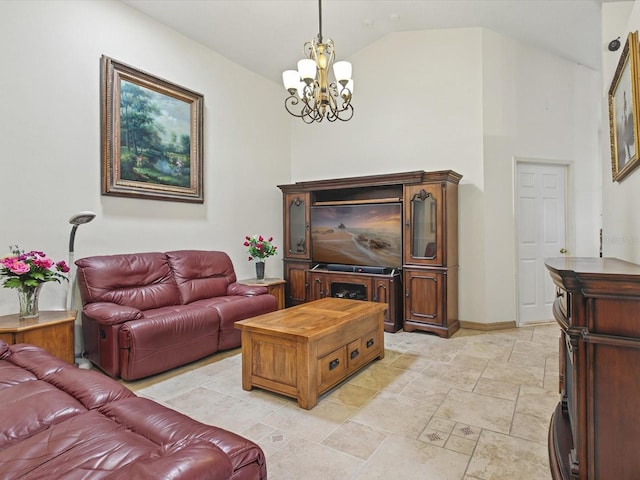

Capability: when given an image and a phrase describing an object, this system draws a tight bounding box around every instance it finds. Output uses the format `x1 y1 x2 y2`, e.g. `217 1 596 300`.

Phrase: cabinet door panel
284 193 310 260
373 278 392 326
309 272 327 300
404 270 444 325
404 184 443 266
285 262 309 306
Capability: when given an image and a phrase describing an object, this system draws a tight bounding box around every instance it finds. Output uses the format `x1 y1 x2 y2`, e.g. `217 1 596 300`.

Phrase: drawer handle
350 349 360 360
366 338 374 348
329 358 340 370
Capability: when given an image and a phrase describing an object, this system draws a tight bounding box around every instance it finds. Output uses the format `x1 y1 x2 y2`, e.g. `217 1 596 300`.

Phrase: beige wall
481 29 601 324
0 0 290 316
289 27 601 324
0 1 612 328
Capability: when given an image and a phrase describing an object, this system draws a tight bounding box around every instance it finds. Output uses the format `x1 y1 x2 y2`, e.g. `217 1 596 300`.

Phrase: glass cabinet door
285 193 310 260
404 185 442 265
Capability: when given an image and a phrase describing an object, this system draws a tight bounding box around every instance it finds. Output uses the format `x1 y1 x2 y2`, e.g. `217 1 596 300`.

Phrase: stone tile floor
124 324 559 480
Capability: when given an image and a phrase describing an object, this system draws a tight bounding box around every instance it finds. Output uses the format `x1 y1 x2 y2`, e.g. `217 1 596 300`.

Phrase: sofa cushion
101 397 265 479
118 306 221 380
0 362 36 390
0 380 87 451
192 295 278 350
0 409 234 480
166 250 237 304
0 341 266 479
76 252 181 310
5 343 135 408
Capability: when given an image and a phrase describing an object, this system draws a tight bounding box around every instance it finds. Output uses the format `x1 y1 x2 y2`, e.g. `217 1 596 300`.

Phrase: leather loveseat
76 250 277 380
0 340 266 479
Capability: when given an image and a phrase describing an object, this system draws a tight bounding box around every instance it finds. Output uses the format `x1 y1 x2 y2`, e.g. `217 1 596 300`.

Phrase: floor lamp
66 211 96 311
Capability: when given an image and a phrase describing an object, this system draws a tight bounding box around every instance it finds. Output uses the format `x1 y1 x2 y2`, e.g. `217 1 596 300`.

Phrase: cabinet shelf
313 197 402 206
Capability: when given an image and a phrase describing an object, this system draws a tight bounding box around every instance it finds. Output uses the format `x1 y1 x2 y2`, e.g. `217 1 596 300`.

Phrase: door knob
560 248 567 254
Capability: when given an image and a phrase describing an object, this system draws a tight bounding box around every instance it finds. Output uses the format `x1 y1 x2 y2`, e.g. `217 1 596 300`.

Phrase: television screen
310 203 402 269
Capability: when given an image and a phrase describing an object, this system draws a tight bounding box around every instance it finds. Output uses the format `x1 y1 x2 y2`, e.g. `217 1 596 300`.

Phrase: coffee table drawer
318 346 346 390
316 313 380 357
348 329 380 368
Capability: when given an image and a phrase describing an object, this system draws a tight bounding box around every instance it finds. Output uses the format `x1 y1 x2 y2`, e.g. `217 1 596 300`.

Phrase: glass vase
17 284 42 319
255 261 265 281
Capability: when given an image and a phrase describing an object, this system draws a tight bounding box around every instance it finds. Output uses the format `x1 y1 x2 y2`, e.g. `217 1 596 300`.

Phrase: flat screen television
310 203 402 269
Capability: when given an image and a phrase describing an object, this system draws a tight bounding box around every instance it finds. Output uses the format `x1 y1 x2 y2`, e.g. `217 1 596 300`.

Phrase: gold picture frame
101 55 204 202
609 31 640 182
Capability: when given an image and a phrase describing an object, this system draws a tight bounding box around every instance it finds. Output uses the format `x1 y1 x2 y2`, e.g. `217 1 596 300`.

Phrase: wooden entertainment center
278 170 461 337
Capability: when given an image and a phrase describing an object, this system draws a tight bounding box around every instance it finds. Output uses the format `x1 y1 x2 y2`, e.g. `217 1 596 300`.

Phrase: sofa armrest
227 282 268 297
83 302 143 326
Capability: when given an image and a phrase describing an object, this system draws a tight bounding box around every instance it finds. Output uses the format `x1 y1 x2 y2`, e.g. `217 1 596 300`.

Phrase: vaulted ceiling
123 0 609 85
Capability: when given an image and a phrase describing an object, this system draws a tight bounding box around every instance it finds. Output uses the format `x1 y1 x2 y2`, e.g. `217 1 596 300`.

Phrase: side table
237 278 286 310
0 310 76 364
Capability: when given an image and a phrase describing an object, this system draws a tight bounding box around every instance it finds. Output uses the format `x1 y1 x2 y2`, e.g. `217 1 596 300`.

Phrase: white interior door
516 162 567 325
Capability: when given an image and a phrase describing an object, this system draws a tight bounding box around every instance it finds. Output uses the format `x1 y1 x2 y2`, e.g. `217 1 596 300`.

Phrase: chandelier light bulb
297 59 317 81
333 61 352 84
282 70 300 92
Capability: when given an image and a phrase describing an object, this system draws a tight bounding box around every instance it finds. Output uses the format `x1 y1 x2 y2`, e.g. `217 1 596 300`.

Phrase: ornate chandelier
282 0 353 123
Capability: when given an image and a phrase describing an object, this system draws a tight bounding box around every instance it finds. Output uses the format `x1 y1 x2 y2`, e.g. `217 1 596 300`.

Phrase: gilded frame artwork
101 55 204 202
609 31 640 182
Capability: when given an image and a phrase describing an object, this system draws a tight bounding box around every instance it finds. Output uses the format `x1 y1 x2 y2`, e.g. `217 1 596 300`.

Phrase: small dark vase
255 261 265 281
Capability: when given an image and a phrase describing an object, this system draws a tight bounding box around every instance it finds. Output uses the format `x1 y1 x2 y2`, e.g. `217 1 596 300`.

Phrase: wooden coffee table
235 298 386 409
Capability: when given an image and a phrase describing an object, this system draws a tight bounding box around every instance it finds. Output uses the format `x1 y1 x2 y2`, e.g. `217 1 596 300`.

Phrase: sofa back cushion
76 252 181 310
165 250 237 304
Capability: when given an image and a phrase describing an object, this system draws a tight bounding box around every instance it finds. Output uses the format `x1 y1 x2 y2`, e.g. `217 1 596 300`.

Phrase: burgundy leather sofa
76 250 277 380
0 341 266 479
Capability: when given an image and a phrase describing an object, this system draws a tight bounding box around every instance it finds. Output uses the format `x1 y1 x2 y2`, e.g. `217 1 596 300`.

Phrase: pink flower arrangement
0 246 69 290
244 235 278 261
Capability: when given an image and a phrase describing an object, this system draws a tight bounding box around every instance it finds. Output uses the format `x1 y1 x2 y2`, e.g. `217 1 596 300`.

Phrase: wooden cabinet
403 174 460 338
278 170 461 336
403 267 459 337
545 257 640 480
0 310 76 364
237 278 287 310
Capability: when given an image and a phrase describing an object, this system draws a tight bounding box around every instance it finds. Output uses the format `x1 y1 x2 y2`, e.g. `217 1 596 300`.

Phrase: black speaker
327 264 355 272
354 266 387 274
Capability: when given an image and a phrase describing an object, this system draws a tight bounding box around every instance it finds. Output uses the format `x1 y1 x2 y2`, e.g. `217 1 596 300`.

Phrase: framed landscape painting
608 31 640 182
101 55 204 202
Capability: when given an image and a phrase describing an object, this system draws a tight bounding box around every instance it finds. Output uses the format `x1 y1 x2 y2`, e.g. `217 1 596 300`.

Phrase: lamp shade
297 59 317 81
333 61 352 83
282 70 300 91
